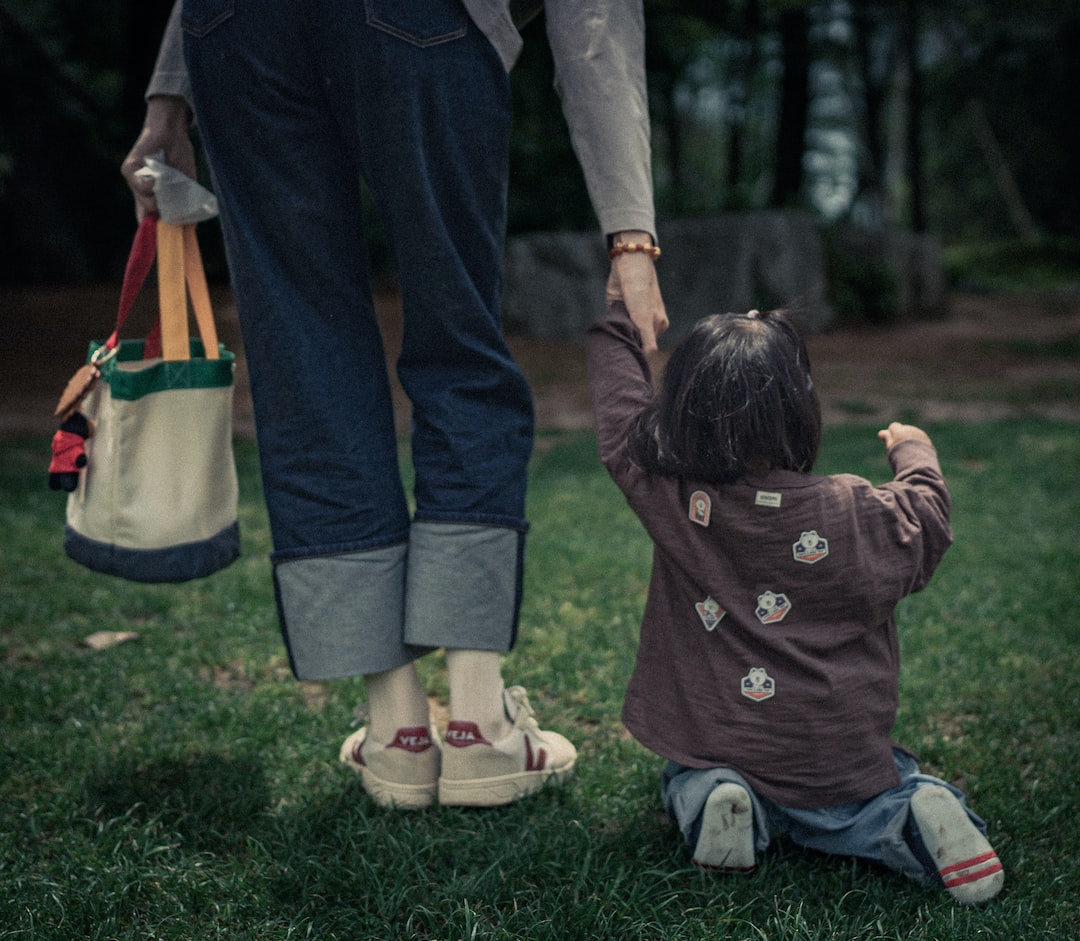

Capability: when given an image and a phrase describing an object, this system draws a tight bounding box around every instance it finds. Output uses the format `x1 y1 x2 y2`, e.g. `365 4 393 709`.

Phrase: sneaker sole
691 782 756 873
361 770 437 810
910 785 1004 904
438 761 576 808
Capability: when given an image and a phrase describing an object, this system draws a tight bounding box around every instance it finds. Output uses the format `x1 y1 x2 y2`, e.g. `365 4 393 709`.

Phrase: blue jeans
662 749 988 886
182 0 532 678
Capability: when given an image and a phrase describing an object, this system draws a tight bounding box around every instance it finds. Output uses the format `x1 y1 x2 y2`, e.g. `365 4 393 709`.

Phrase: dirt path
3 286 1078 438
515 291 1080 430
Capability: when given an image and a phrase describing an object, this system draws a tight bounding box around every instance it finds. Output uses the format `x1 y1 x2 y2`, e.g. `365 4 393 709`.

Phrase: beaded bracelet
608 241 661 260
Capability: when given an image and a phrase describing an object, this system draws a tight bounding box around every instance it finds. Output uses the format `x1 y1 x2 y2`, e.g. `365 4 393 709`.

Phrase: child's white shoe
910 785 1004 904
691 782 756 872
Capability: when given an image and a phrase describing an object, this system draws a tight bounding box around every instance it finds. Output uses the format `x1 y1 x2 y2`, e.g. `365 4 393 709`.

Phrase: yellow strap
156 220 221 362
157 220 189 361
182 224 220 360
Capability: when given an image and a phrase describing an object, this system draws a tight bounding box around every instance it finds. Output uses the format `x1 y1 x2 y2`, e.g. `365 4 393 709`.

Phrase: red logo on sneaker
524 735 547 771
445 721 492 748
388 726 434 753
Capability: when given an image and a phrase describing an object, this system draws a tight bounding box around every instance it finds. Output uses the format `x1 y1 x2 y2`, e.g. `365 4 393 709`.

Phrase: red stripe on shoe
943 861 1004 890
524 735 547 771
940 852 1003 887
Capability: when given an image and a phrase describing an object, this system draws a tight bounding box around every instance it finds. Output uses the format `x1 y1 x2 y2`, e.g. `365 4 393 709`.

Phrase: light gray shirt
146 0 655 238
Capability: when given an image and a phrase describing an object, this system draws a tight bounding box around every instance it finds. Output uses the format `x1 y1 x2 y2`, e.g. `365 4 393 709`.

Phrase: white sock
364 662 429 743
446 648 512 742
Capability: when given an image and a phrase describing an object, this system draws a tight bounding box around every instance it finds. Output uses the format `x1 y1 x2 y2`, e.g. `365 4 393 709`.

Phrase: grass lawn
1 421 1077 940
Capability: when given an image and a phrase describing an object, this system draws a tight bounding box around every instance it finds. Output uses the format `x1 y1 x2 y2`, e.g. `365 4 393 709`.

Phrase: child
584 292 1004 905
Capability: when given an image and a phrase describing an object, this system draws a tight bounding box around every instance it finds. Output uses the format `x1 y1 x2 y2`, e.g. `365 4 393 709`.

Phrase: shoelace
505 686 537 730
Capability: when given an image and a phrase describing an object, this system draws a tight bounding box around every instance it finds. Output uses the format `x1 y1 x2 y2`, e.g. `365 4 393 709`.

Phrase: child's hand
878 421 932 450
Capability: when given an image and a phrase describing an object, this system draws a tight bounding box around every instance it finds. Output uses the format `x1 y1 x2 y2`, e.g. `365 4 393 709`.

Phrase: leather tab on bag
157 220 190 362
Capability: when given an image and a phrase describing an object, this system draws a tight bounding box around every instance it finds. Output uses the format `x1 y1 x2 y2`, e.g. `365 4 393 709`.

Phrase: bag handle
102 215 220 363
156 220 220 361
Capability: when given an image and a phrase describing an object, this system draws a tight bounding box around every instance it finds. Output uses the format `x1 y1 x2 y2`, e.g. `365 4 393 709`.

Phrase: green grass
943 238 1080 294
2 423 1079 940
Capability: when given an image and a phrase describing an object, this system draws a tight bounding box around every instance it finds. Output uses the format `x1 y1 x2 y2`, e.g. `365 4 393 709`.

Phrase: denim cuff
273 542 430 680
404 521 525 651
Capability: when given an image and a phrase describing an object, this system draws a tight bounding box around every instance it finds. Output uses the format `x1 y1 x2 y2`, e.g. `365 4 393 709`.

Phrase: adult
122 0 667 809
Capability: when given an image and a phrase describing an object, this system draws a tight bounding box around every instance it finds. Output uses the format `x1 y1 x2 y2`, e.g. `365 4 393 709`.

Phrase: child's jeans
661 748 988 885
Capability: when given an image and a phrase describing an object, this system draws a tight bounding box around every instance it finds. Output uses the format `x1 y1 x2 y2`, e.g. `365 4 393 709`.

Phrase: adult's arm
546 1 668 351
118 3 194 219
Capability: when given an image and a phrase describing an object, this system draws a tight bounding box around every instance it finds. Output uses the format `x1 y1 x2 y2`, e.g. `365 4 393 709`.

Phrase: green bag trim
89 339 235 401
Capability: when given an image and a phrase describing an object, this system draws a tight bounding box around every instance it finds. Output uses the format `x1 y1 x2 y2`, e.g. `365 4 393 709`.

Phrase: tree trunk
771 7 811 207
121 0 176 128
904 0 926 232
852 4 888 223
726 0 763 201
968 99 1038 240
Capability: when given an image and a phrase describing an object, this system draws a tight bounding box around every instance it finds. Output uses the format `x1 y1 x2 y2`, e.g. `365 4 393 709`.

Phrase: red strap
103 214 217 362
143 320 163 360
104 214 159 352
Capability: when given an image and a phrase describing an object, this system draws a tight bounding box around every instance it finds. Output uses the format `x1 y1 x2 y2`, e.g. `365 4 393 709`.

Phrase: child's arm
875 421 952 594
585 287 655 478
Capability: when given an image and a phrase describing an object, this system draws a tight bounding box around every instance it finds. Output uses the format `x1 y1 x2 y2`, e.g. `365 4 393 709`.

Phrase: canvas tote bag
64 216 240 582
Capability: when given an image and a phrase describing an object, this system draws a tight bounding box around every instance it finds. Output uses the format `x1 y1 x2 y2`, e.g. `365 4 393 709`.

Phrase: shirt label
755 490 782 508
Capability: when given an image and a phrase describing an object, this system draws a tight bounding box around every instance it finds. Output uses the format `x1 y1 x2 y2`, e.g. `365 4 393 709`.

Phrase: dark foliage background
1 0 1077 285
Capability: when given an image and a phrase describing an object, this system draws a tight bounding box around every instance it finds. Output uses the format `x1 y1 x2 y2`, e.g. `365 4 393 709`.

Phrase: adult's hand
606 230 668 354
120 95 195 221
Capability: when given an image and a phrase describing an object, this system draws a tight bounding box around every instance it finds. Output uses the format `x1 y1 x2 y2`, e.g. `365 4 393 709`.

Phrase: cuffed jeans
182 0 532 679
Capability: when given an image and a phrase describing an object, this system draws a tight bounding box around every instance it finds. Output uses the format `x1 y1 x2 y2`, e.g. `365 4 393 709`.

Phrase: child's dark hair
630 309 821 484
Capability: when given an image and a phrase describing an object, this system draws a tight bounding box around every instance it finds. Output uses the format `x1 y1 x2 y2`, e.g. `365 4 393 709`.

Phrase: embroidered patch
755 590 791 624
695 596 726 631
755 490 782 508
688 490 711 527
741 667 775 701
792 530 829 564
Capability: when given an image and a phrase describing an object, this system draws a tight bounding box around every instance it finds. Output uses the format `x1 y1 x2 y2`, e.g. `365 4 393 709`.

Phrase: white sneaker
339 725 441 810
438 685 577 807
910 785 1004 904
691 782 756 872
